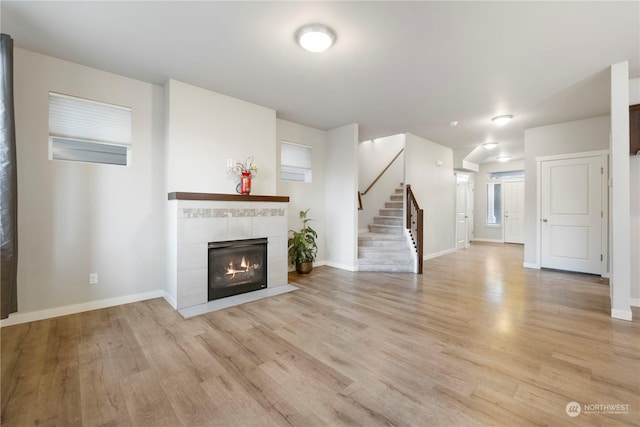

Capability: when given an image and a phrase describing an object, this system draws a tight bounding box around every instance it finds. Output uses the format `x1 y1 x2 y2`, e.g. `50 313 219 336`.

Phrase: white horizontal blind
49 92 132 145
281 141 312 168
281 141 312 183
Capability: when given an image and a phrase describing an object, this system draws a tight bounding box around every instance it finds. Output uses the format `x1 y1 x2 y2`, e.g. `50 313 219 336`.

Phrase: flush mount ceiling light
497 155 512 162
296 24 336 53
491 114 513 125
483 142 498 150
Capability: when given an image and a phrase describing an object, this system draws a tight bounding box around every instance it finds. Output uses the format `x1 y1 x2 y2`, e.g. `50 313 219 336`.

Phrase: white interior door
456 180 468 249
504 181 525 244
541 156 602 274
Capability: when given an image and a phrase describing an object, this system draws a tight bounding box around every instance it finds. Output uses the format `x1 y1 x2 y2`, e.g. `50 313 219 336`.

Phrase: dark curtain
0 33 17 319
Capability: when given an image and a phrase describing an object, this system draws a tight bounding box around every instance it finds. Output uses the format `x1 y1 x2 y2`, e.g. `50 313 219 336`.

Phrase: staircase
358 185 416 272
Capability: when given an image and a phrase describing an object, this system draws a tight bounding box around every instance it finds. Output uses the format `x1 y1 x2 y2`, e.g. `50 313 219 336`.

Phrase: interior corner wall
164 79 276 195
473 159 525 242
630 77 640 305
404 133 456 257
358 134 405 231
276 119 327 264
12 48 166 315
523 116 610 267
324 124 358 271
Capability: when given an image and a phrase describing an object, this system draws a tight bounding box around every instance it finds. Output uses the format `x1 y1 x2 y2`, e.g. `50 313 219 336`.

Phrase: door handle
542 218 548 222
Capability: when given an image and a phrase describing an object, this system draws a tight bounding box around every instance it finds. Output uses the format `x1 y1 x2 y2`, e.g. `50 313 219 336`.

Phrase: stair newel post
417 207 424 274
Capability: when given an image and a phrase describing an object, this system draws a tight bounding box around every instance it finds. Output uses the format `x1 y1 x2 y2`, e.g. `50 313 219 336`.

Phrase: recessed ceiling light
296 24 336 53
483 142 498 150
449 121 459 127
491 115 514 125
497 155 511 162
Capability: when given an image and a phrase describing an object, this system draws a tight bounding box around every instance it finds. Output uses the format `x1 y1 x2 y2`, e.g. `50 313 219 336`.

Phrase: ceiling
2 1 639 163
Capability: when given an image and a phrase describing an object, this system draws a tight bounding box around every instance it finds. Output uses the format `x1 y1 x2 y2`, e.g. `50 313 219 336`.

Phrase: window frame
280 140 312 183
48 92 132 166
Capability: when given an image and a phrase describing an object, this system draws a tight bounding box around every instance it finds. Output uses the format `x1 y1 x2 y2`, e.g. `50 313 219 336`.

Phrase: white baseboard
423 248 456 261
289 260 355 272
162 291 178 309
630 298 640 308
611 308 633 321
324 261 357 272
523 262 541 269
0 290 165 327
472 238 504 243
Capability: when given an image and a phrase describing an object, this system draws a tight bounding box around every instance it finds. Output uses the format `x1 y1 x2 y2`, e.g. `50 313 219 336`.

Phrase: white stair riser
358 263 414 272
373 216 403 226
368 224 403 235
359 240 407 248
379 208 403 217
359 252 412 260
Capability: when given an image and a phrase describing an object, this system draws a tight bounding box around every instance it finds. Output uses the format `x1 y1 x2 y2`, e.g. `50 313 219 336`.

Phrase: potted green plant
288 209 318 274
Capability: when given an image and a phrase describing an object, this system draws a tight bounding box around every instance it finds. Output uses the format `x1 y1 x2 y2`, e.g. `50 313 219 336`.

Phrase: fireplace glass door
208 238 268 300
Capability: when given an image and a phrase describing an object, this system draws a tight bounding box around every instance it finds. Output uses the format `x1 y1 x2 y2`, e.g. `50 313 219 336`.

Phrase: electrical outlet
227 158 233 168
89 273 98 285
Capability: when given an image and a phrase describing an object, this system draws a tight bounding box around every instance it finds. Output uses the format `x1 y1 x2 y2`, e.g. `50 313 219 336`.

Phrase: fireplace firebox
208 238 268 300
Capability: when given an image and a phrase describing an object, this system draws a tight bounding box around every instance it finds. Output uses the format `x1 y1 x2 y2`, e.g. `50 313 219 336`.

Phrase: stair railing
406 184 424 274
358 148 404 210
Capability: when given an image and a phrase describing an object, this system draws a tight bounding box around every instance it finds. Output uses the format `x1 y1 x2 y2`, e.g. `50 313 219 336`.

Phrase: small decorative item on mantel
228 157 258 195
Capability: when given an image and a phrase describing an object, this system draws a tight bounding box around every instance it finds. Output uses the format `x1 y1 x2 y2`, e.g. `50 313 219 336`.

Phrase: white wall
11 48 166 316
631 156 640 304
630 77 640 305
324 124 359 270
473 160 525 242
523 116 610 266
404 133 456 258
610 62 631 320
165 79 276 195
276 119 326 264
358 134 405 230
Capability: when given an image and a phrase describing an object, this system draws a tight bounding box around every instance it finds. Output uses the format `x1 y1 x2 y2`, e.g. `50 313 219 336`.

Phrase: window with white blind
48 92 132 166
280 141 312 183
487 182 502 225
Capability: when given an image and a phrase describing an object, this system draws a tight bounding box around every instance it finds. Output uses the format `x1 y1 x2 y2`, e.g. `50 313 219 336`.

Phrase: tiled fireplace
167 192 289 310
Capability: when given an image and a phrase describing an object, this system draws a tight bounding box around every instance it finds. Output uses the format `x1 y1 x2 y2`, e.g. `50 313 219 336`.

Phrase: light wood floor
2 243 639 426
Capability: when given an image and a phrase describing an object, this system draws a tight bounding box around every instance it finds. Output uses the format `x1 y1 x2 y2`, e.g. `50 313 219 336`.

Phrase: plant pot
296 261 313 274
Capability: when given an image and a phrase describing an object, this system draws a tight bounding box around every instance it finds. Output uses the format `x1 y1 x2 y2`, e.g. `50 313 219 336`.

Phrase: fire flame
225 257 252 278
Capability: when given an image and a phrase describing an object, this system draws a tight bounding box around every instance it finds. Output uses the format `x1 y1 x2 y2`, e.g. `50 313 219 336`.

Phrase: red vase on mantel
239 171 252 195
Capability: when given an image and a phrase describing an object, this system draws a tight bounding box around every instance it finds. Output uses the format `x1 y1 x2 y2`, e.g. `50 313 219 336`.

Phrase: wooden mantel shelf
168 192 289 203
